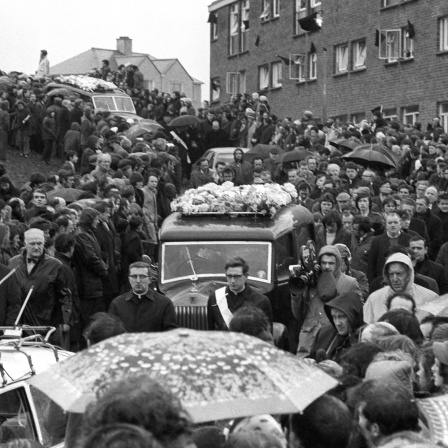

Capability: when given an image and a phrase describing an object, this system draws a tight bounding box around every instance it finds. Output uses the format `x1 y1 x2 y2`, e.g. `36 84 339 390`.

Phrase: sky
0 0 211 100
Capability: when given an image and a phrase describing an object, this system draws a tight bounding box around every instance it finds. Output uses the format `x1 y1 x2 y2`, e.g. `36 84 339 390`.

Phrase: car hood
162 278 272 306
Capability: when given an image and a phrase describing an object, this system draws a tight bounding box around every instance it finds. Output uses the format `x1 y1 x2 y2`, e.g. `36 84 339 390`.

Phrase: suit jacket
367 232 412 283
415 257 448 295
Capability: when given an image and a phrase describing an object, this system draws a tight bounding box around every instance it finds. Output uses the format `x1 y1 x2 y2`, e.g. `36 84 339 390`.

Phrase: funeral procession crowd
2 48 448 448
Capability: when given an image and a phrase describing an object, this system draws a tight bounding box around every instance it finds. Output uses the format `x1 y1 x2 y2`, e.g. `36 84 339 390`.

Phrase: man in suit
207 257 272 331
401 198 429 241
367 213 412 283
409 236 448 294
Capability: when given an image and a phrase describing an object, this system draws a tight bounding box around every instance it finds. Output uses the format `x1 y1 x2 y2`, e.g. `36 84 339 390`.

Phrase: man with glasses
109 261 177 333
207 257 272 331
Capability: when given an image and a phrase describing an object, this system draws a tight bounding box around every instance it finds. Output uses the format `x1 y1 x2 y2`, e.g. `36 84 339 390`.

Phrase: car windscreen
161 241 272 284
93 96 135 113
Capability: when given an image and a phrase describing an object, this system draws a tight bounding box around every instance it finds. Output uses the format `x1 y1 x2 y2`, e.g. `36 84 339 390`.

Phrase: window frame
290 54 306 82
261 0 279 22
225 71 246 94
439 102 448 132
309 52 317 80
439 17 448 52
383 107 398 121
379 29 402 61
402 105 420 125
211 78 221 102
229 3 240 56
271 61 283 88
211 13 218 41
258 64 270 90
310 0 321 6
352 40 367 70
335 43 349 74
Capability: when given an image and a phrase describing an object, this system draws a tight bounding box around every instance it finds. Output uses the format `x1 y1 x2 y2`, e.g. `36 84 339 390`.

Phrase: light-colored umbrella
418 294 448 317
47 188 84 204
418 394 448 446
29 329 337 422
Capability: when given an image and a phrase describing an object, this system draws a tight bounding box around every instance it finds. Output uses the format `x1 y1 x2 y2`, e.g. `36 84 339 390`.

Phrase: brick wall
209 0 448 124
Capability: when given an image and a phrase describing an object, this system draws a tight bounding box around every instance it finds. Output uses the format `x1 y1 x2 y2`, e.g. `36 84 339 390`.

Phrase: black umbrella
169 115 201 127
278 149 313 164
247 144 284 158
342 145 398 170
329 138 361 154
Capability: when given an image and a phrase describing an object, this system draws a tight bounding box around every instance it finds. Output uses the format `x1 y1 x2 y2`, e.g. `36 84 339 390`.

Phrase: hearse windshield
161 241 272 284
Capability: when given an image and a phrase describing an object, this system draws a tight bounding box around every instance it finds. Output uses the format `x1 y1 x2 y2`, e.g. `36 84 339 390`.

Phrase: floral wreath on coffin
53 75 117 93
171 182 298 216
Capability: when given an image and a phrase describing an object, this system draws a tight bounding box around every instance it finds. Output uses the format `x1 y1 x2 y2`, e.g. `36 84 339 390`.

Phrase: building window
350 112 366 124
383 107 398 120
171 82 183 92
439 17 448 51
261 0 279 21
211 14 218 40
382 0 400 7
310 0 321 6
258 65 269 90
352 40 366 70
379 29 401 61
294 0 307 34
309 52 317 79
290 54 306 81
230 3 239 55
211 78 221 102
335 44 348 74
402 105 419 125
402 27 414 59
271 62 282 88
229 1 249 55
226 71 246 94
440 102 448 132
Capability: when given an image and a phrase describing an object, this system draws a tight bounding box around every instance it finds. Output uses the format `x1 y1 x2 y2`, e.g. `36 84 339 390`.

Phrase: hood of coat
382 252 414 294
79 207 99 228
318 245 342 278
324 292 364 333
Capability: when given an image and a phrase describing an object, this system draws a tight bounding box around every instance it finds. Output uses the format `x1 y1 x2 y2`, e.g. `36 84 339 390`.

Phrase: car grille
175 306 208 330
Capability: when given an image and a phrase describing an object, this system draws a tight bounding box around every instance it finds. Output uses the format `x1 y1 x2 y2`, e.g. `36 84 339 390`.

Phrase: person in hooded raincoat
293 245 362 358
309 292 364 365
363 252 438 324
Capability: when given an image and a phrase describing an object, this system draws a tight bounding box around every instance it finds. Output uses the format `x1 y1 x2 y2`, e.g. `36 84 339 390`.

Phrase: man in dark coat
432 193 448 244
0 264 21 326
56 100 71 158
9 229 72 347
109 261 177 332
207 257 273 331
69 99 83 125
309 292 364 372
54 233 82 352
409 236 448 295
73 208 108 328
415 196 442 261
93 201 119 309
367 213 412 283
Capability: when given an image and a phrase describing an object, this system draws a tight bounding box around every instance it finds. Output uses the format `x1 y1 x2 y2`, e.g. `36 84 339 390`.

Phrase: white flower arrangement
171 182 298 215
54 75 117 92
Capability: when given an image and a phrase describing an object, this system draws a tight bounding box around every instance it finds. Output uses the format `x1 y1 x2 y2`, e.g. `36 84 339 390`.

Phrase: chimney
116 36 132 56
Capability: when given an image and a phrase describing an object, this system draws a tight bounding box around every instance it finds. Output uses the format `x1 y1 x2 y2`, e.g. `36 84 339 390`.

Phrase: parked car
0 327 72 447
159 203 315 353
200 147 250 170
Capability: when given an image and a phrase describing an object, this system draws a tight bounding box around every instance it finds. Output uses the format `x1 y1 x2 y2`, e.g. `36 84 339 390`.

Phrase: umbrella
125 120 163 140
246 144 284 158
418 294 448 317
29 329 337 422
418 394 448 446
342 145 398 170
47 88 73 98
329 138 360 153
47 188 84 204
278 149 313 164
353 143 399 165
169 115 201 127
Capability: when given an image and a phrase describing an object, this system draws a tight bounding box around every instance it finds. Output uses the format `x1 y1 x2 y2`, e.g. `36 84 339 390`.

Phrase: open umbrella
246 144 284 159
342 145 398 170
418 294 448 317
278 149 313 164
0 76 14 92
29 329 337 422
418 394 448 446
329 138 361 154
47 188 85 204
47 88 73 98
125 120 163 140
353 143 398 165
169 115 201 127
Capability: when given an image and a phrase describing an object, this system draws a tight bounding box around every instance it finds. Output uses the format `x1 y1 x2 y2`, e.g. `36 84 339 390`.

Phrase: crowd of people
1 51 448 447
